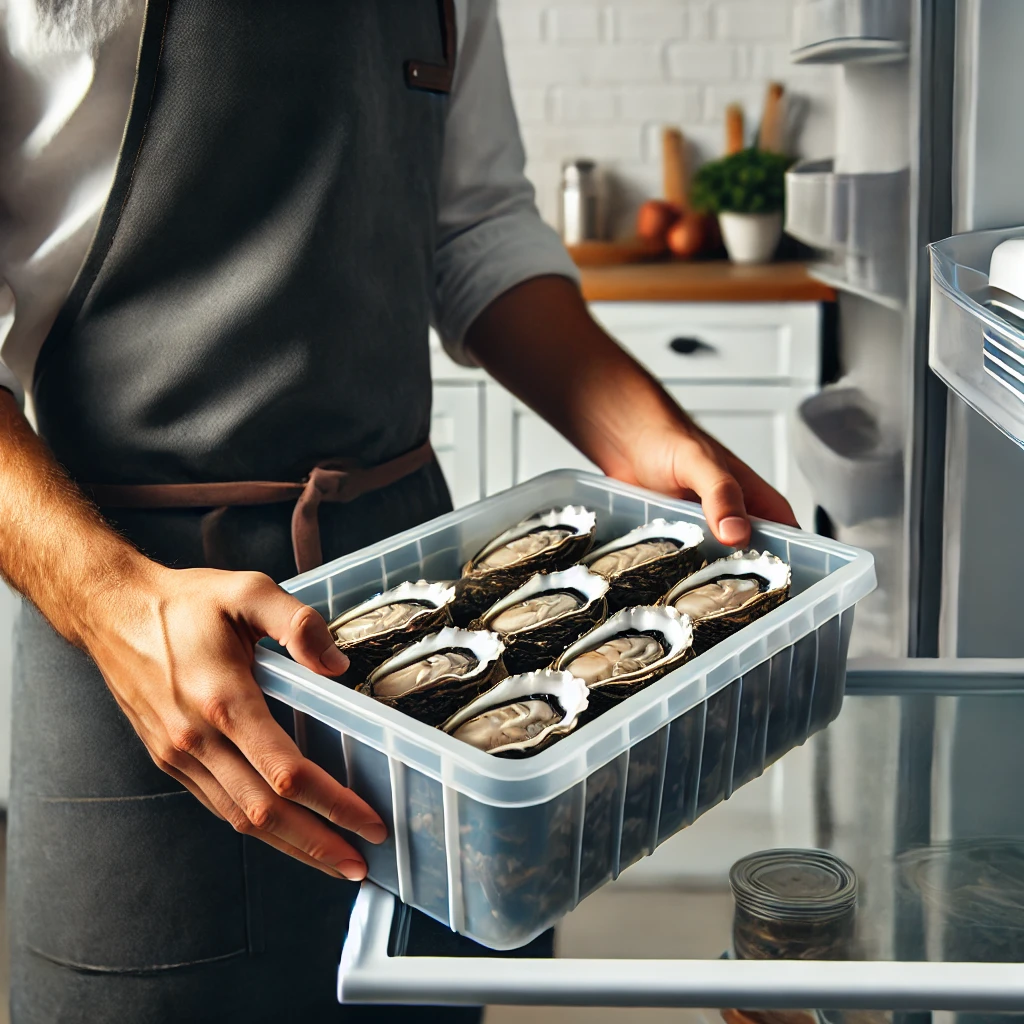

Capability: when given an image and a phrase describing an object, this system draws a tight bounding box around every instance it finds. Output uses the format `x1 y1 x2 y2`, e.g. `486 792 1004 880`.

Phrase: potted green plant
691 148 792 264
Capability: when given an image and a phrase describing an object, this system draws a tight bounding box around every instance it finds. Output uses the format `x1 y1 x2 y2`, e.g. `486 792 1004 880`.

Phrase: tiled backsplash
496 0 837 235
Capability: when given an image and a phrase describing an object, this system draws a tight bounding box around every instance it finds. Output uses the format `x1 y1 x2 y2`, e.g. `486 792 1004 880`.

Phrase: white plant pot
718 211 784 264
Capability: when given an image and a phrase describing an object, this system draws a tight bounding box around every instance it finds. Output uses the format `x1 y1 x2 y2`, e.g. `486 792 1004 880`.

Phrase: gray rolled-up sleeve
433 0 580 367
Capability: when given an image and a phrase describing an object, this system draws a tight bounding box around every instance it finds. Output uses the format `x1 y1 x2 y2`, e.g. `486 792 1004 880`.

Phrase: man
0 0 797 1020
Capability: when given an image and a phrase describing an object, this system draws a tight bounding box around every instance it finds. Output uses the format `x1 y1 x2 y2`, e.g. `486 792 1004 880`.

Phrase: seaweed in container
471 565 609 674
452 506 596 625
583 519 705 612
578 757 624 900
328 580 455 685
440 669 589 758
554 605 694 716
359 627 506 727
459 785 578 948
663 550 791 655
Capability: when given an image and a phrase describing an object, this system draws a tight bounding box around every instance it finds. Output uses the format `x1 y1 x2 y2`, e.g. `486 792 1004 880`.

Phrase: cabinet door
497 384 815 530
431 384 483 510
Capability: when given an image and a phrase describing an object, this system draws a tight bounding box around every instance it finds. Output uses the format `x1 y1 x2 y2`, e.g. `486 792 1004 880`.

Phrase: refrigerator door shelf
786 161 909 304
337 659 1024 1010
930 227 1024 450
791 0 910 65
790 386 903 527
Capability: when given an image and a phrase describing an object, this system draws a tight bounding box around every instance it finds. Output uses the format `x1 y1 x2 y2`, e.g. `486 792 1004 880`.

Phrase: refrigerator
326 0 1024 1014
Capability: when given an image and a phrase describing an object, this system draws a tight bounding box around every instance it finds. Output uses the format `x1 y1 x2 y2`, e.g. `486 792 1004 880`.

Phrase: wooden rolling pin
758 81 786 154
662 126 689 210
725 103 745 155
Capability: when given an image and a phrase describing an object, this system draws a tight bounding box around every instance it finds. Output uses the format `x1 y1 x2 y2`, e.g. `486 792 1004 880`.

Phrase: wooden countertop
579 260 836 303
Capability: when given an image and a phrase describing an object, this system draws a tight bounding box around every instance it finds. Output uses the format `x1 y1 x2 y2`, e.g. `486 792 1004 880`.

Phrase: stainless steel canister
559 159 604 244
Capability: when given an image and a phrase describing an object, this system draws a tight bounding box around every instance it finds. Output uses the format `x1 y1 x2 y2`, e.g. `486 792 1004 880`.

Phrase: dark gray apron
8 1 536 1020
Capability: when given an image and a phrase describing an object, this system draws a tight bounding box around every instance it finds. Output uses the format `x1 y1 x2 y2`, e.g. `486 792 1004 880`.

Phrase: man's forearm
463 275 689 481
0 389 149 647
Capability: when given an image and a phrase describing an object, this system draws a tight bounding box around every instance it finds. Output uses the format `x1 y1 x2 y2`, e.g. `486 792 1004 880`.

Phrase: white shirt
0 0 578 406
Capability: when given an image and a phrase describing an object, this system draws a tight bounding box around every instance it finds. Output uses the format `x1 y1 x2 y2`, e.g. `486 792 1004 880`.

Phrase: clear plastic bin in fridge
792 0 910 64
930 226 1024 450
252 471 876 950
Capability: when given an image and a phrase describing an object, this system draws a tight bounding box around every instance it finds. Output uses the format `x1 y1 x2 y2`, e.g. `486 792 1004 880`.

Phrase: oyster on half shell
360 627 506 727
583 519 705 612
470 565 609 674
554 605 694 714
328 580 455 685
452 506 596 625
441 669 589 757
662 549 791 653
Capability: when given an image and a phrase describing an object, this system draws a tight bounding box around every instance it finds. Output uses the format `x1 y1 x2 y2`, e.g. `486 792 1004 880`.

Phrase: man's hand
616 423 799 547
463 275 800 545
80 562 385 880
0 389 383 880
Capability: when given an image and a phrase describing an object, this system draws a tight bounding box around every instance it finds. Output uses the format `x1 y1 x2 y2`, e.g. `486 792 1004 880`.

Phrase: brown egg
636 200 682 245
667 213 706 259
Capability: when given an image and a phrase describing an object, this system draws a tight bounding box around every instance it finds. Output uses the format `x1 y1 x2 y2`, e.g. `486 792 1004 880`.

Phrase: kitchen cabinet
430 300 822 531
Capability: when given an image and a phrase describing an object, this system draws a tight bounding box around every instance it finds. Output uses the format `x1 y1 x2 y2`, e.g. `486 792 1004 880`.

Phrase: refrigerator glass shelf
792 0 910 66
929 227 1024 450
338 659 1024 1010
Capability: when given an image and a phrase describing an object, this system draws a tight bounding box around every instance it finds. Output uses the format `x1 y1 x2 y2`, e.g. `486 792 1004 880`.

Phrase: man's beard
9 0 138 55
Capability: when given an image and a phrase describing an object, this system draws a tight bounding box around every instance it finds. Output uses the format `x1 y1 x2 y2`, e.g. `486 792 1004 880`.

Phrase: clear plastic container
929 227 1024 450
252 471 876 949
785 159 908 302
792 0 910 64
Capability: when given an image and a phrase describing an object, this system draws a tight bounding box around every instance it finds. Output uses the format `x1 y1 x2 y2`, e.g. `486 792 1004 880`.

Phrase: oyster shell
662 549 791 653
441 669 589 758
470 565 609 674
360 627 506 727
328 580 455 685
583 519 705 611
452 506 596 625
554 605 694 714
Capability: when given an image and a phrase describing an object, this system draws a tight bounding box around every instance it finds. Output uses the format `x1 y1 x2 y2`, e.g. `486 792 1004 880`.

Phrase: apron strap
84 441 435 575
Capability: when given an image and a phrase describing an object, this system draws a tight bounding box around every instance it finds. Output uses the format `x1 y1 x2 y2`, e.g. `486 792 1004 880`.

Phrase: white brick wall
496 0 837 234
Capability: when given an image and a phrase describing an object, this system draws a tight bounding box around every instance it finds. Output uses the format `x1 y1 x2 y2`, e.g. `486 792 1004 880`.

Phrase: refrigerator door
337 660 1024 1010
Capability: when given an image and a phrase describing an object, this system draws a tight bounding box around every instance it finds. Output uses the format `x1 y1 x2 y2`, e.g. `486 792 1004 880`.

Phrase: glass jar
729 849 858 961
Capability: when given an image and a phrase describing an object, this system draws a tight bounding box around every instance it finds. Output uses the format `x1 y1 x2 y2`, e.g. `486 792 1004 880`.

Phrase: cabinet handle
669 336 714 356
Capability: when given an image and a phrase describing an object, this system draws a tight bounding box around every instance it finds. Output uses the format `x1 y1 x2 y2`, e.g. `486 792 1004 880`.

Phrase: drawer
590 302 820 384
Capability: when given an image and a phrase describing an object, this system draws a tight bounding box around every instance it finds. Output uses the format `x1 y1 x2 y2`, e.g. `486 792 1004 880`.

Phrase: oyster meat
589 539 680 578
671 576 764 620
452 698 562 753
453 506 596 625
566 634 665 687
362 627 506 727
373 648 478 699
328 580 455 686
441 668 589 758
489 591 583 634
472 564 610 675
333 601 432 643
584 519 705 612
477 528 574 570
662 549 791 654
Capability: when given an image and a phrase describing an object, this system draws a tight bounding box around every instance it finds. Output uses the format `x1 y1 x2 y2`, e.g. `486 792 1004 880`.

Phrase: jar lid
730 849 857 924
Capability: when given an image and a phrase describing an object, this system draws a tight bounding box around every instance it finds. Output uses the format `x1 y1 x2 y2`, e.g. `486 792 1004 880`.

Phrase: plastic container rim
254 470 875 807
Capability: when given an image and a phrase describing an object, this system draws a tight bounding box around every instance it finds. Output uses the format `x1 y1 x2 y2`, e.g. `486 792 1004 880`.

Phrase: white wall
496 0 838 235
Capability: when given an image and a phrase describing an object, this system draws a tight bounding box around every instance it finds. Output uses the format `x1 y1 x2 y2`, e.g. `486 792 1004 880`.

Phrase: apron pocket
19 790 249 972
